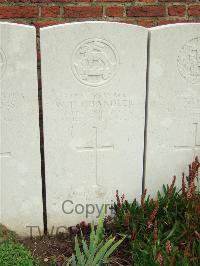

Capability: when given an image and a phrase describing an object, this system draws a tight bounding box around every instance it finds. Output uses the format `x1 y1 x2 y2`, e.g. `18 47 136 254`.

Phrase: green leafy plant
111 157 200 265
0 241 38 266
67 209 124 266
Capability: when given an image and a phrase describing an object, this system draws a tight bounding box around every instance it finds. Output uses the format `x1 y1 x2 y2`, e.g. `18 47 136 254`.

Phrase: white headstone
145 24 200 196
0 23 43 236
40 22 148 227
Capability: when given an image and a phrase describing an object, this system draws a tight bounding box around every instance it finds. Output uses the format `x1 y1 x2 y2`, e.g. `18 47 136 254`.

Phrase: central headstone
41 22 147 227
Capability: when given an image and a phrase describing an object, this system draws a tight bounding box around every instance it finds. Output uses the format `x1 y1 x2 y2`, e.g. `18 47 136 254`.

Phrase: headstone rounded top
150 22 200 31
177 37 200 84
71 38 119 87
0 49 6 79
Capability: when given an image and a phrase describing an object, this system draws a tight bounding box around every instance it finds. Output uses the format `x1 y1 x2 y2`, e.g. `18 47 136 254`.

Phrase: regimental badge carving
177 37 200 84
0 49 6 79
72 38 119 86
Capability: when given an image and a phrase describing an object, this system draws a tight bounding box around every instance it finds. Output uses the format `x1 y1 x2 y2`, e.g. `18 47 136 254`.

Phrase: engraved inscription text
177 37 200 84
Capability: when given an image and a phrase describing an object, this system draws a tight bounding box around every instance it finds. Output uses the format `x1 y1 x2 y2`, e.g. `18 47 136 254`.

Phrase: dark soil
20 233 74 265
20 230 132 266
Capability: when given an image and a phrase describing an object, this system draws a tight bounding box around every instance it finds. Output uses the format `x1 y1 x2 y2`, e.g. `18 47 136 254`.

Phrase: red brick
106 6 124 17
138 0 157 3
112 18 136 24
5 0 30 2
127 6 165 17
96 0 131 2
0 6 39 19
159 0 191 2
41 6 60 17
2 1 32 2
188 5 200 17
137 19 155 27
31 0 91 2
64 6 103 18
33 20 65 29
157 18 188 25
168 5 186 16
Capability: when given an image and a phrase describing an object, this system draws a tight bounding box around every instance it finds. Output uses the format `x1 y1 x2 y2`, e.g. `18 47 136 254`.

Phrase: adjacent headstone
40 22 148 227
145 24 200 196
0 23 43 236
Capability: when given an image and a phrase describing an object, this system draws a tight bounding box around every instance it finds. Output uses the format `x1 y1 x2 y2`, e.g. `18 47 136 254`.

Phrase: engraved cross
174 123 200 154
76 127 114 186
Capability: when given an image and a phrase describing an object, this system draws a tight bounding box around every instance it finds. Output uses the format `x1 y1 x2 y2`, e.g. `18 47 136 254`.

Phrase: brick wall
0 0 199 29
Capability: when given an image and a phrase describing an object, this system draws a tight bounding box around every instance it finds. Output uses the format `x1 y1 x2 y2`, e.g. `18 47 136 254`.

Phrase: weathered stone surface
145 23 200 196
40 22 147 227
0 23 43 236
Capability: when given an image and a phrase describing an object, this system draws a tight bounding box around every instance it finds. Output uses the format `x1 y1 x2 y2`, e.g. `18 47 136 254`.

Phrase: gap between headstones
36 30 48 235
142 31 151 194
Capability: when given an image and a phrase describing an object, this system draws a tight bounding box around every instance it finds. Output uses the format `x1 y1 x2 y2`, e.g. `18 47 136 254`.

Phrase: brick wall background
0 0 199 29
